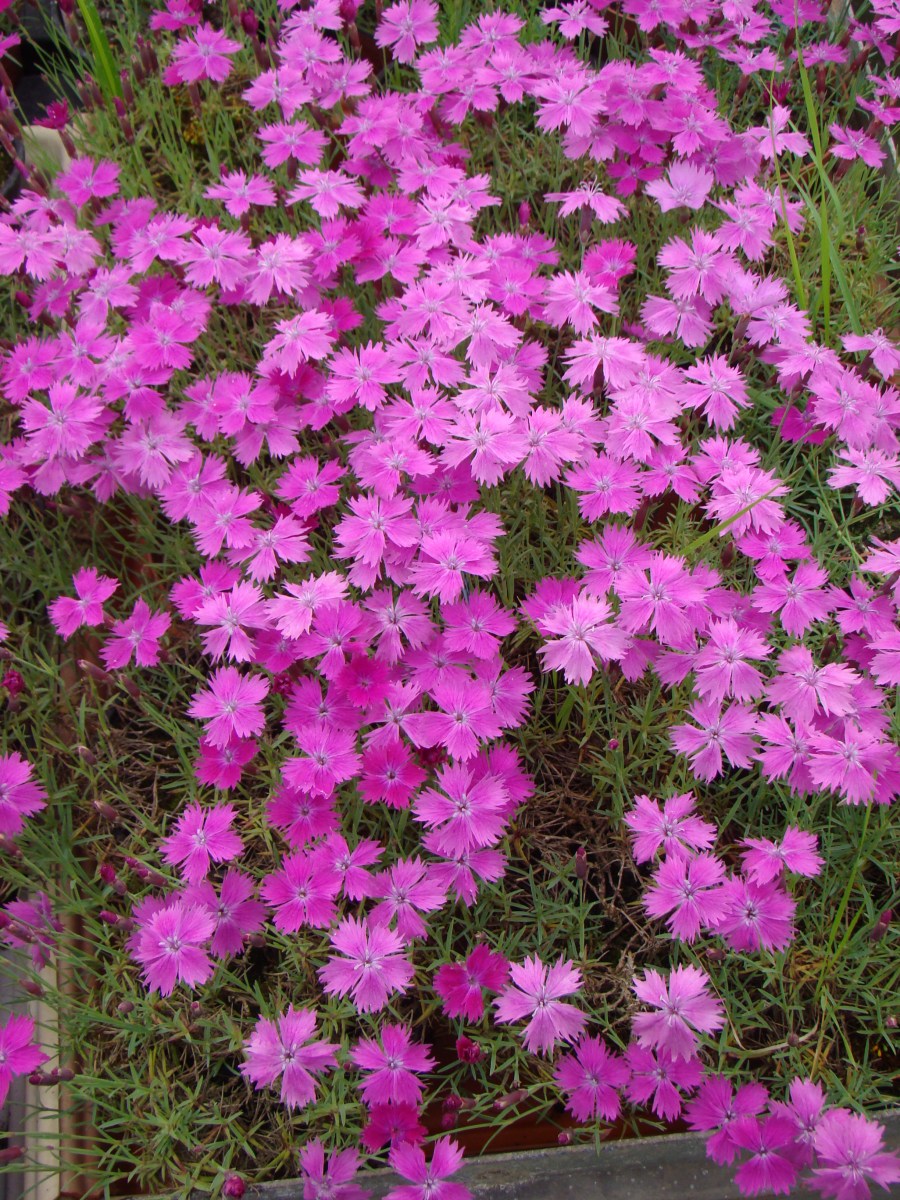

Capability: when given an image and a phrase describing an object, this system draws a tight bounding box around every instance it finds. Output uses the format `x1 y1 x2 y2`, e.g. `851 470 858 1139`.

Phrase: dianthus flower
183 870 265 958
624 1045 702 1120
433 944 510 1021
810 1110 900 1200
685 1076 770 1165
0 1014 48 1108
241 1007 339 1111
160 802 243 884
730 1115 802 1196
494 955 587 1056
163 23 242 84
386 1136 471 1200
261 849 342 931
350 1024 435 1108
714 877 796 953
132 898 215 995
554 1035 630 1123
536 592 628 685
643 851 727 942
319 917 414 1013
100 599 171 669
632 965 724 1061
0 752 47 838
624 792 716 864
187 667 269 746
298 1141 368 1200
375 0 439 63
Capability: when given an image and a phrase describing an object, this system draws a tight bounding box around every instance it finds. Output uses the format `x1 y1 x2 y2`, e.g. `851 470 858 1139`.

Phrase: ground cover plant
0 0 899 1196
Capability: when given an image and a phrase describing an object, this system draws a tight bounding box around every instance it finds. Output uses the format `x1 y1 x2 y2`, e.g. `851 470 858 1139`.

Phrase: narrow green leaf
76 0 123 101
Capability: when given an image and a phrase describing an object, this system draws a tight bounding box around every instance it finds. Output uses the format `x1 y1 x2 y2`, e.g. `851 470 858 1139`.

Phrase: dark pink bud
20 979 44 998
76 745 97 766
455 1035 483 1064
240 10 258 35
14 290 32 309
223 1175 246 1199
1 669 23 697
92 799 120 823
607 738 619 750
558 1131 573 1146
440 1112 457 1130
58 0 75 12
0 1147 25 1165
116 1001 134 1014
78 660 111 683
443 1095 463 1112
118 674 141 700
98 864 118 886
518 200 531 226
56 1068 74 1083
99 910 121 926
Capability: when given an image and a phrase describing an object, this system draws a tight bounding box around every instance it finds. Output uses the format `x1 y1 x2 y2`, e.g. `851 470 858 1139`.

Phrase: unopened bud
0 1146 25 1165
118 674 141 700
493 1088 527 1112
240 10 258 35
92 799 120 822
20 979 44 998
607 738 619 751
78 660 111 682
557 1131 572 1146
456 1035 484 1064
116 1001 135 1014
2 670 24 698
76 745 97 766
518 200 531 227
222 1175 246 1199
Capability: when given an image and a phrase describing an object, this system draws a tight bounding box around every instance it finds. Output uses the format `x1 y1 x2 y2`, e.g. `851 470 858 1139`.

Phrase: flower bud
0 1146 25 1165
76 745 97 766
518 200 531 227
20 979 44 998
493 1088 527 1112
240 10 258 35
118 674 141 700
78 660 112 683
92 799 120 823
558 1131 572 1146
607 738 619 751
222 1175 246 1199
2 669 24 699
455 1035 483 1064
117 1001 135 1014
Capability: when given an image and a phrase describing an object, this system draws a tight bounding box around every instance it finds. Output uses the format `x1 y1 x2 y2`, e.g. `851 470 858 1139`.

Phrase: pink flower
163 23 242 84
692 618 770 703
494 955 587 1056
49 568 119 638
188 667 269 747
740 828 823 885
183 870 265 958
100 599 171 669
160 802 244 884
0 752 47 838
434 944 510 1021
811 1110 900 1200
828 123 885 169
132 898 215 995
766 646 859 724
368 858 447 941
241 1007 338 1110
319 917 414 1013
752 564 832 636
386 1136 471 1200
194 735 258 791
298 1141 368 1200
625 1045 702 1120
643 851 726 942
535 592 628 685
405 679 501 762
0 1014 48 1108
362 1103 426 1153
646 162 713 211
350 1024 435 1108
283 724 362 797
414 761 509 855
375 0 439 64
670 700 758 781
731 1115 801 1196
632 965 724 1061
554 1035 630 1122
685 1076 769 1164
714 877 796 953
624 792 716 864
261 850 341 932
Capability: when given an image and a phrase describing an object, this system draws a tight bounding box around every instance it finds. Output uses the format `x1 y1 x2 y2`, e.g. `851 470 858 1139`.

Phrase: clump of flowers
0 0 898 1194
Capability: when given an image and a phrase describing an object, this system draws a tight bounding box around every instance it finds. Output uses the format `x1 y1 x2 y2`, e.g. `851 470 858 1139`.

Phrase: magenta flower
283 724 362 797
298 1141 368 1200
319 917 414 1013
187 667 269 747
132 898 215 995
811 1110 900 1200
631 965 725 1061
433 944 510 1021
362 1103 427 1154
184 870 265 958
160 802 244 884
685 1076 769 1165
0 1014 48 1108
0 752 47 838
643 851 727 943
350 1024 435 1108
386 1136 471 1200
241 1007 338 1111
368 858 447 941
625 1044 702 1120
494 955 587 1056
766 646 858 724
624 792 716 864
163 23 242 85
714 877 796 953
261 850 342 932
100 599 171 669
405 679 501 761
740 828 823 885
731 1115 801 1196
829 123 886 169
194 734 258 791
536 592 628 685
670 700 758 781
554 1035 630 1123
752 563 832 637
414 761 509 856
49 567 119 638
